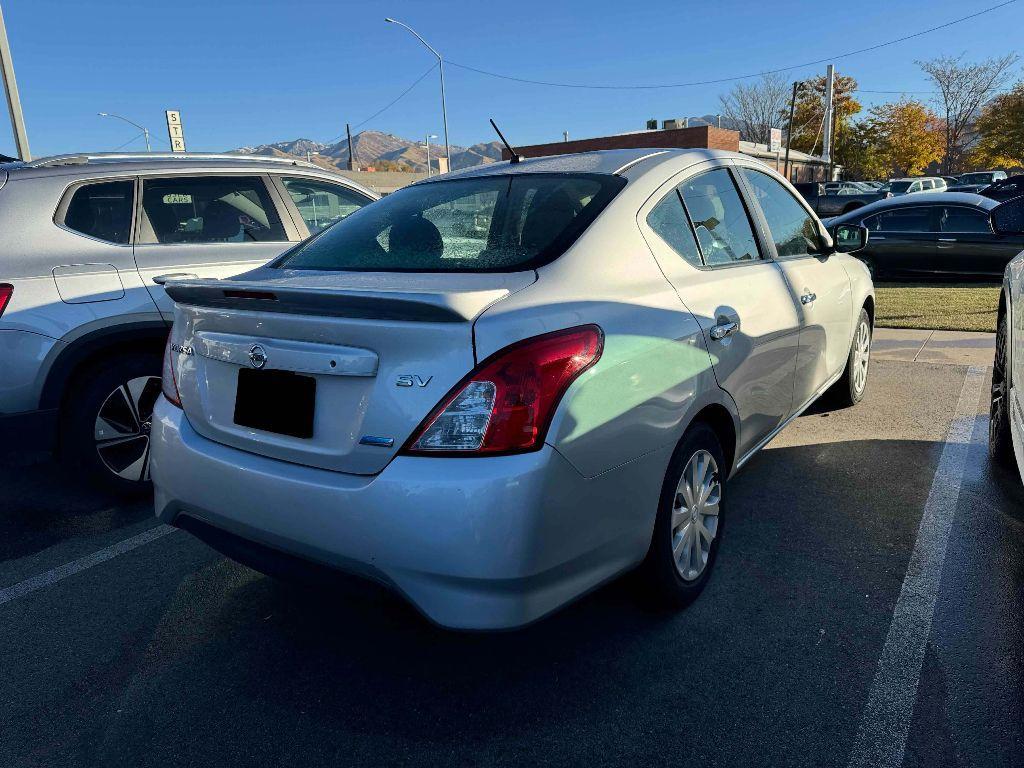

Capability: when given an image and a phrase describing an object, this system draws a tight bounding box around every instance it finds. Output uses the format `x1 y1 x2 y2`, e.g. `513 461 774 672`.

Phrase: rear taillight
402 325 603 456
162 336 182 408
0 284 13 317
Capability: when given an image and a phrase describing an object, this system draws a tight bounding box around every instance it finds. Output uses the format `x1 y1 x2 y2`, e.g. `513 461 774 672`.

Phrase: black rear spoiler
163 279 507 323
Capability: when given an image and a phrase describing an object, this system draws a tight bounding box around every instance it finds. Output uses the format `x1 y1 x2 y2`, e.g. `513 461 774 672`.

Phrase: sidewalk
872 328 995 367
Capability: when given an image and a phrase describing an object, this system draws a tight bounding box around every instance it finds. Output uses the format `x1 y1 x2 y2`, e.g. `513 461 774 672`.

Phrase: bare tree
918 54 1019 173
718 73 790 145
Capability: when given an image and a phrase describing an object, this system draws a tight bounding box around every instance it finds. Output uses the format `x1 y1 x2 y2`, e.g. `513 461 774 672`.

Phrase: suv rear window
63 180 134 244
275 173 625 272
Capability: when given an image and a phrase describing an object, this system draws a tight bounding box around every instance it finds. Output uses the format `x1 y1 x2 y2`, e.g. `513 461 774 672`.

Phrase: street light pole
425 133 437 177
98 112 151 152
385 18 450 171
0 2 31 160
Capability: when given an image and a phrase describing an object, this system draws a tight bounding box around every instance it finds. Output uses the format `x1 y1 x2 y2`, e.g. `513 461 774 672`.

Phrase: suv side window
281 177 372 235
62 180 134 244
678 168 762 266
646 189 703 266
740 168 821 258
139 176 287 244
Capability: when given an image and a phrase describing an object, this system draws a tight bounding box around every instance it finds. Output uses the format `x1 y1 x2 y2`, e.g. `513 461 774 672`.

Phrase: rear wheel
637 421 725 608
62 352 163 497
990 307 1016 470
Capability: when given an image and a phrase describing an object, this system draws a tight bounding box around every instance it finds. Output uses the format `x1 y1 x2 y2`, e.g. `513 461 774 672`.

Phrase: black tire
990 307 1016 470
61 351 163 497
830 307 872 408
637 421 726 609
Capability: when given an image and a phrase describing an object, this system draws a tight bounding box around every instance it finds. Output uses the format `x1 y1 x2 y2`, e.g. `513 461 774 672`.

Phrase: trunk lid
166 268 535 474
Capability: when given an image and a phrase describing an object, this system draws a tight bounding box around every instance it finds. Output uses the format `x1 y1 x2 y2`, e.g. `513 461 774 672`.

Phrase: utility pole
563 131 569 142
345 123 355 171
821 64 835 175
0 3 30 160
784 81 800 181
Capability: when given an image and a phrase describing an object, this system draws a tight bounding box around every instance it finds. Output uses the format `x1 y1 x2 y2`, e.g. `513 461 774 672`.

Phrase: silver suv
0 152 375 493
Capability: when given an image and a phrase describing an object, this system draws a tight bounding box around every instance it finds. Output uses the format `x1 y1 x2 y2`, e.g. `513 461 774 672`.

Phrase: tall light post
384 18 450 171
98 112 151 152
424 133 437 177
0 2 30 160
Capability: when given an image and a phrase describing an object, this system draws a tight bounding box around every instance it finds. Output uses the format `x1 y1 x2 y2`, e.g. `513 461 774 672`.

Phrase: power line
446 0 1019 91
326 63 438 145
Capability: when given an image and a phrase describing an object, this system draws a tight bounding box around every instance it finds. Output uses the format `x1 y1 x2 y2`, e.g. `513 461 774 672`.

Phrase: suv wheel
62 353 163 496
638 421 725 608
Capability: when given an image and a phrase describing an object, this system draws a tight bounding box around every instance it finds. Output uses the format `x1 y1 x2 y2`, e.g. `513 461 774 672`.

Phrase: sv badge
396 374 432 388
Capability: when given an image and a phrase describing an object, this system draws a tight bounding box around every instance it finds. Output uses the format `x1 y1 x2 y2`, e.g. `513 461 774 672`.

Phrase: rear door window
276 173 624 272
280 177 373 235
139 176 287 244
62 180 134 244
939 206 991 233
646 190 703 267
677 168 762 266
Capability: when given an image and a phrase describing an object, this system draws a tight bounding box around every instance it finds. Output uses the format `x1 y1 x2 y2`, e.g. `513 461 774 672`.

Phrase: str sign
769 127 782 153
165 110 186 153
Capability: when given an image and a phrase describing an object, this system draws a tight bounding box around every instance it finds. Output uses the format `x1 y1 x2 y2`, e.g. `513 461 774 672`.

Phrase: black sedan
824 192 1024 280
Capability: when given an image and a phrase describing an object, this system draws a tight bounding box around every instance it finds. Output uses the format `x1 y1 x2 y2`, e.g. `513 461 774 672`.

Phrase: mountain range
232 131 504 173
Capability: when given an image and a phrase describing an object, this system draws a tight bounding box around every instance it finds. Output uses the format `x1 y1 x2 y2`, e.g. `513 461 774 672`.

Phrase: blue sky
1 0 1021 157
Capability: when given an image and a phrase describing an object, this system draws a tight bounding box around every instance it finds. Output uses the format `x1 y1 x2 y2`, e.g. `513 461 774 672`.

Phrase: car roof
415 147 757 185
833 191 998 221
0 151 357 181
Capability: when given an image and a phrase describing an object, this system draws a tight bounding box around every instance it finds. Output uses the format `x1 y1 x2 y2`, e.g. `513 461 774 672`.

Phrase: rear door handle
800 292 817 305
709 321 738 340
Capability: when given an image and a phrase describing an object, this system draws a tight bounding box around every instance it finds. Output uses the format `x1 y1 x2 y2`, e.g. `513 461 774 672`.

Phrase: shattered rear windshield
274 172 625 272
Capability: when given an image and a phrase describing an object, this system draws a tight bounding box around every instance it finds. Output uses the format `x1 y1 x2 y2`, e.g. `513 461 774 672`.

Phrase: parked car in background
151 148 875 630
824 192 1022 279
942 176 961 188
988 196 1024 478
951 170 1008 194
888 177 946 196
793 181 886 216
981 174 1024 202
0 152 376 493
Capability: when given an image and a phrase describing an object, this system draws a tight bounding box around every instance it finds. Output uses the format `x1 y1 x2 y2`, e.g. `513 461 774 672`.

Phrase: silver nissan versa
0 152 374 493
151 148 874 630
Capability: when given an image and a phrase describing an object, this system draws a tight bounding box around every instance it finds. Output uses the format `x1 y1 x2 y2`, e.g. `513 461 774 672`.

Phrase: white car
151 148 874 630
989 196 1024 476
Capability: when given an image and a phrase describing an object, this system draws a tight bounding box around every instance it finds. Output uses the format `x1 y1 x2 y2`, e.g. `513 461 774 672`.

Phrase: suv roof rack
23 152 323 169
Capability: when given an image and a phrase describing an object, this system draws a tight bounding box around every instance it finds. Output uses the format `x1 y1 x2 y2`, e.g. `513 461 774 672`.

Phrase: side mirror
991 197 1024 235
831 223 869 253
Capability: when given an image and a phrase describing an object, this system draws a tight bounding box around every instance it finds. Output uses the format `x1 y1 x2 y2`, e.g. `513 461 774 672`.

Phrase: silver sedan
151 148 874 630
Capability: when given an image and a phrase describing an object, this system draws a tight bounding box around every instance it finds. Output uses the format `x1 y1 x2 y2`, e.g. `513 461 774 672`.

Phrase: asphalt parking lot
2 354 1022 768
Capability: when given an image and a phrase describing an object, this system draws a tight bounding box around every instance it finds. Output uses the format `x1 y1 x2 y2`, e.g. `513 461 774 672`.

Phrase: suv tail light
402 325 603 456
0 284 13 318
162 336 182 408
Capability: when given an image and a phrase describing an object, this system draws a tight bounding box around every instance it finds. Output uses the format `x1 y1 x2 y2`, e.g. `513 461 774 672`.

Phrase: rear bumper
150 398 657 630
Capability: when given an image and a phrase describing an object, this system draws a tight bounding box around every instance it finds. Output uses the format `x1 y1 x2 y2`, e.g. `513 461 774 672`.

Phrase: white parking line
847 365 987 768
0 524 176 606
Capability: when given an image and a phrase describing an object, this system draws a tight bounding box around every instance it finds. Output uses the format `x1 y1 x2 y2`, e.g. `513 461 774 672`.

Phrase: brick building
502 125 835 182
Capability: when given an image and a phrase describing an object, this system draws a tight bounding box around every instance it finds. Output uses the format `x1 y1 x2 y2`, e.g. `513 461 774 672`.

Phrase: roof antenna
489 118 521 164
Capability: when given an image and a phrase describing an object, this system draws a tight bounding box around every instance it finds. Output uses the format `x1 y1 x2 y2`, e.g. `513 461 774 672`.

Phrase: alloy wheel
852 319 871 396
93 376 162 482
671 449 721 581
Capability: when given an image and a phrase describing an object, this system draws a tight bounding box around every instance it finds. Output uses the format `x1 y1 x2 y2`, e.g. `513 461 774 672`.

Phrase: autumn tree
836 120 888 180
918 54 1018 173
970 82 1024 168
718 73 790 144
866 99 944 177
788 74 861 164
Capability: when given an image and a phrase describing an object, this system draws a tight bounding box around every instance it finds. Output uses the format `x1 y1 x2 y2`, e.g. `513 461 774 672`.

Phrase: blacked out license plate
233 368 316 438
